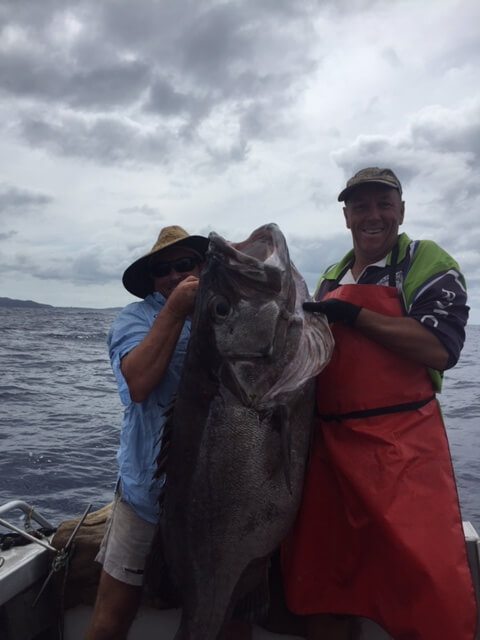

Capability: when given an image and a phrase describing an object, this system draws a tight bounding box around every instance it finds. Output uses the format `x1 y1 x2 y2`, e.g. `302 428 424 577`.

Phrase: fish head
190 223 331 407
200 223 295 361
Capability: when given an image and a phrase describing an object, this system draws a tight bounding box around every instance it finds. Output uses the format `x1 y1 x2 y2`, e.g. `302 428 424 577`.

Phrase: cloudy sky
1 0 479 320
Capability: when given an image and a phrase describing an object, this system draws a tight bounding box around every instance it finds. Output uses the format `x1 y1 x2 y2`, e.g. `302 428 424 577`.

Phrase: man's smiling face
343 183 405 267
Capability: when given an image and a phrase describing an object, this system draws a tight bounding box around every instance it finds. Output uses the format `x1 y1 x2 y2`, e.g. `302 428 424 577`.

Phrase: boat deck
2 502 480 639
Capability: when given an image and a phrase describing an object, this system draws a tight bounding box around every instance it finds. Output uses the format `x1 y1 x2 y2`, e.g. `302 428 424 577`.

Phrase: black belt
318 395 436 422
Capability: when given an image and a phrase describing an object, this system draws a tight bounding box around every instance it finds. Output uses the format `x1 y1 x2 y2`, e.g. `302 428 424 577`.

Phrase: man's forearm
121 307 185 403
355 309 449 371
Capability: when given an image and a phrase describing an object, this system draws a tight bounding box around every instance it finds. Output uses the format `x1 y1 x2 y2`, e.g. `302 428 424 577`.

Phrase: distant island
0 297 122 312
0 297 53 309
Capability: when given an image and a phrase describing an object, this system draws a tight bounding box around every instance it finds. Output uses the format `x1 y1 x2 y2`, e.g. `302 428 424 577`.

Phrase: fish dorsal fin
155 394 176 511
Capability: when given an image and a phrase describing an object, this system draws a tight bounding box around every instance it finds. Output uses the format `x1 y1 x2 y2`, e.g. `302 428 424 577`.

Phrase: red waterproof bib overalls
282 283 477 639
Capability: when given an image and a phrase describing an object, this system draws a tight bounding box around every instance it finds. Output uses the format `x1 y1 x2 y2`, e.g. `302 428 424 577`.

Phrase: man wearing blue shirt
86 225 208 640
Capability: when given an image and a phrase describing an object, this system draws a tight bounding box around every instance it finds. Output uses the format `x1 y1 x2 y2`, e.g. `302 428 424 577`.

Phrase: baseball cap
338 167 403 202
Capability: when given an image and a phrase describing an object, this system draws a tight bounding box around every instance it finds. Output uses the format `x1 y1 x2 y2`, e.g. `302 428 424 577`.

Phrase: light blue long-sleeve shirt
107 291 191 523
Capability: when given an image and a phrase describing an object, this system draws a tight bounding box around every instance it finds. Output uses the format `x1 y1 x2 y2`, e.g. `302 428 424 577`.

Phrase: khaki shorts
95 491 156 587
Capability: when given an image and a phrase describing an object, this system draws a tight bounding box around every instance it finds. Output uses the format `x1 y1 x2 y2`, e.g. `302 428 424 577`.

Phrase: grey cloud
333 138 418 192
1 246 119 286
407 102 480 206
68 252 118 284
98 0 319 73
118 205 162 217
1 0 321 168
410 103 480 162
18 104 256 169
0 254 32 277
325 0 381 12
20 113 173 165
0 184 53 216
381 48 402 68
0 0 66 24
239 102 283 140
177 3 318 99
437 244 480 299
69 61 151 109
0 51 60 100
146 64 297 156
2 0 316 101
146 76 208 119
435 27 480 74
287 232 352 292
0 50 150 109
0 230 17 241
93 0 190 51
205 135 250 165
332 99 480 204
239 106 267 140
449 228 480 253
140 1 319 144
180 4 249 79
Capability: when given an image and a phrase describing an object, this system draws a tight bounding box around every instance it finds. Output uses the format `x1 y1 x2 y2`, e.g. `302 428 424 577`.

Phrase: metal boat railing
0 500 55 530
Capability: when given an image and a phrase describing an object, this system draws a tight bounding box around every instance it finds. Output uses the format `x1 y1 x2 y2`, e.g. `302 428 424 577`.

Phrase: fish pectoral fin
143 526 179 608
233 558 271 623
273 404 293 494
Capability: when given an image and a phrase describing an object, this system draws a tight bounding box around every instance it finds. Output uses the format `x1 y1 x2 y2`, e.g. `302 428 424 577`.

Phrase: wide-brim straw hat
122 225 209 299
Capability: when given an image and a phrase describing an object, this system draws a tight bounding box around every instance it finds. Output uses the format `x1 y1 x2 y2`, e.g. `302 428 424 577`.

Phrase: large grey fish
159 223 333 639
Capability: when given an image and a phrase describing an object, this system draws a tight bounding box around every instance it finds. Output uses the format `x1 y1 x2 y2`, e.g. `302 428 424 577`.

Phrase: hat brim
338 179 401 202
122 235 209 299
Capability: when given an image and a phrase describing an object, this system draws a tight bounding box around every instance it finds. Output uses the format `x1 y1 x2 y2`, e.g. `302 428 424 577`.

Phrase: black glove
303 299 362 326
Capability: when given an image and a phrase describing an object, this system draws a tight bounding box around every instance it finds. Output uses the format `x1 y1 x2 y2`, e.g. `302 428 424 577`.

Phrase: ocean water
0 306 479 531
0 307 119 526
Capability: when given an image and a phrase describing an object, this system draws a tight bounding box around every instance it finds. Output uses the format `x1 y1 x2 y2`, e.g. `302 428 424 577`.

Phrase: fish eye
210 295 231 321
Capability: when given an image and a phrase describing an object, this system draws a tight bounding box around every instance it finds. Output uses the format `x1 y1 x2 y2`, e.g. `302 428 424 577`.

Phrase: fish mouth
208 223 287 267
206 224 290 295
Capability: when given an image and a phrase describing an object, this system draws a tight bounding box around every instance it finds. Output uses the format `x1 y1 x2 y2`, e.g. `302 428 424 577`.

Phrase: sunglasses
150 256 202 278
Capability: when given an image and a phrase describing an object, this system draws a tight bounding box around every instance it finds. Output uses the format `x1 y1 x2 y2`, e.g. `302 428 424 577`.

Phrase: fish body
161 223 333 639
